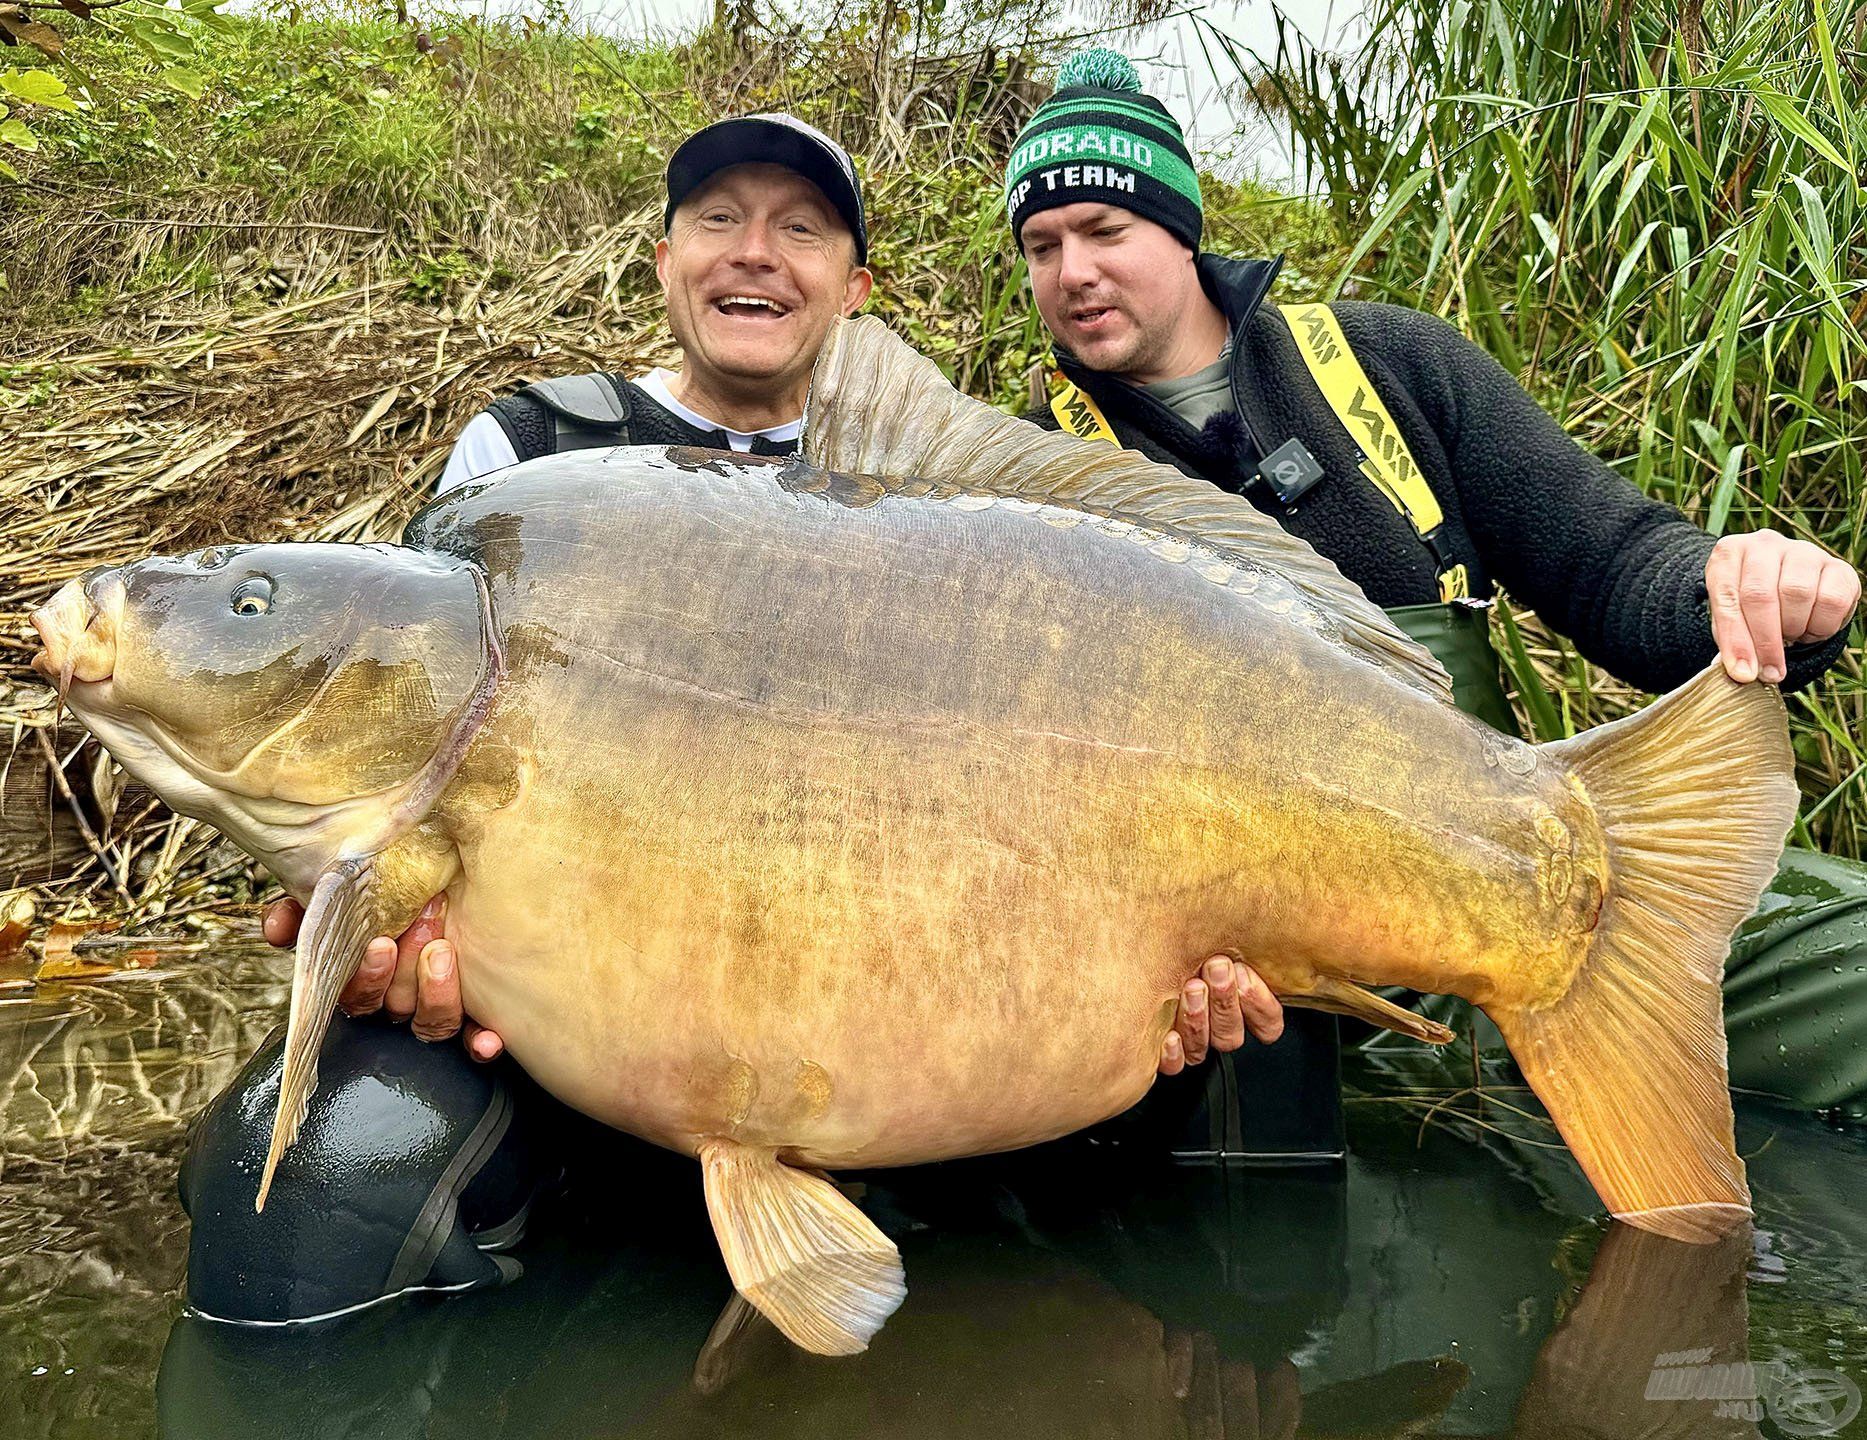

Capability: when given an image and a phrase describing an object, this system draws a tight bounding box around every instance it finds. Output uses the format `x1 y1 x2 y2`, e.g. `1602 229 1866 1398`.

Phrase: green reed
1243 0 1867 857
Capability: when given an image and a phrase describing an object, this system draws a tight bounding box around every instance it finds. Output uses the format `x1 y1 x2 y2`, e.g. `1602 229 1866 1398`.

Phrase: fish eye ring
231 576 274 617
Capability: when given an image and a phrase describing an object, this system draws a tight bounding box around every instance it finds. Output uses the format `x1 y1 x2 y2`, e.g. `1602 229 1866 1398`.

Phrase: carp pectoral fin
1285 976 1456 1045
698 1139 906 1357
255 856 381 1214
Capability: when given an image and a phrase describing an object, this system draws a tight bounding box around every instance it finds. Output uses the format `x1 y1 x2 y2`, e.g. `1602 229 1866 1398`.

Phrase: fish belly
445 683 1596 1171
428 459 1601 1166
446 721 1225 1168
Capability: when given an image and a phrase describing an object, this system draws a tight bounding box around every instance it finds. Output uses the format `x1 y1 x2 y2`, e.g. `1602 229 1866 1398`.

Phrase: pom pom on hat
1004 43 1202 251
1056 47 1143 93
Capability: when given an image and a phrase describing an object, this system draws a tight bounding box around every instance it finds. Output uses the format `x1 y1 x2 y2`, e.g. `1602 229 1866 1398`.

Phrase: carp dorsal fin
803 315 1455 703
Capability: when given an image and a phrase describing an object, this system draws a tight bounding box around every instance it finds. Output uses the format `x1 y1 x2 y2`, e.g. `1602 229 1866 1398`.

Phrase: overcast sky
424 0 1370 182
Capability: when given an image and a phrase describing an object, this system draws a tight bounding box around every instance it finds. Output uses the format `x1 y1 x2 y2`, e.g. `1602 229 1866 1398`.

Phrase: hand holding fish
261 894 504 1061
1706 530 1860 684
1158 955 1284 1075
264 890 1270 1077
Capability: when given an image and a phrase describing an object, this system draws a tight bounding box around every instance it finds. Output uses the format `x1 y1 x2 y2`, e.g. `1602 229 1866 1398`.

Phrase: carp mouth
30 571 125 701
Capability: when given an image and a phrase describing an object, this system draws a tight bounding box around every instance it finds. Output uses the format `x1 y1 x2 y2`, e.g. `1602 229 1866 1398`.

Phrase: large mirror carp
31 317 1796 1355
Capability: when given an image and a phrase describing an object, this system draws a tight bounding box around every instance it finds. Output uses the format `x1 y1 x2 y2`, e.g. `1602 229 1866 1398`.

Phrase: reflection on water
0 943 288 1439
2 940 1865 1439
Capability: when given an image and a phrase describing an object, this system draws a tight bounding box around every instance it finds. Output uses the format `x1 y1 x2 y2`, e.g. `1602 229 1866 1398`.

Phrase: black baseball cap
663 112 868 264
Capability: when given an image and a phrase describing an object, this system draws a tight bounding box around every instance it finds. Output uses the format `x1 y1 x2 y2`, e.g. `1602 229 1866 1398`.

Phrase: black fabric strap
483 375 802 463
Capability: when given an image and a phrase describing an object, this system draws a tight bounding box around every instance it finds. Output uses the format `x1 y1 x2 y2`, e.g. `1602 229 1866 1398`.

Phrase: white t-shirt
434 369 803 493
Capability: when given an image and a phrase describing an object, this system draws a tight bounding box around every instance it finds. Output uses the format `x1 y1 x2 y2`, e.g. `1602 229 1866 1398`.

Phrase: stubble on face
1021 204 1212 386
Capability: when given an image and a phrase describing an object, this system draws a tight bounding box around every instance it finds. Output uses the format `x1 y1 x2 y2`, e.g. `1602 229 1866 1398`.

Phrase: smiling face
655 163 872 416
1021 203 1214 384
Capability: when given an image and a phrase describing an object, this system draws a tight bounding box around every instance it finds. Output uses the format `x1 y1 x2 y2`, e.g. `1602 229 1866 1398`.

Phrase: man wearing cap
1002 49 1865 1160
173 113 880 1325
183 110 1270 1324
439 112 872 486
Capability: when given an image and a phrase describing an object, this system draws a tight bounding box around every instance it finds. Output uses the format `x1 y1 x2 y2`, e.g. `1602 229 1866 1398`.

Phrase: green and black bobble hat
1004 48 1203 252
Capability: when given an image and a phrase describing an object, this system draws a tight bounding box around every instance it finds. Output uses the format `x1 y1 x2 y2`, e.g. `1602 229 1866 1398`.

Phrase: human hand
261 893 505 1061
1706 531 1860 684
1158 955 1285 1076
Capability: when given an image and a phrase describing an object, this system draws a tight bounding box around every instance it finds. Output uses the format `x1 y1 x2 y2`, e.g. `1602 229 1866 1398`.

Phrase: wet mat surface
2 939 1864 1439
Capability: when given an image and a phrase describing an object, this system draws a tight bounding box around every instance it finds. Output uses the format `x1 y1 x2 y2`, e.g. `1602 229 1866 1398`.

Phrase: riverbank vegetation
1253 0 1866 858
2 0 1861 940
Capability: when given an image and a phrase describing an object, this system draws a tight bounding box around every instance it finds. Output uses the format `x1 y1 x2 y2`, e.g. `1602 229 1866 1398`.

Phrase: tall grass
1239 0 1867 857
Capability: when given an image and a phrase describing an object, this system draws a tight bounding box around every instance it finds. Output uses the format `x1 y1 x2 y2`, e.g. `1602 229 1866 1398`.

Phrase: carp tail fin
1491 663 1795 1241
699 1139 905 1356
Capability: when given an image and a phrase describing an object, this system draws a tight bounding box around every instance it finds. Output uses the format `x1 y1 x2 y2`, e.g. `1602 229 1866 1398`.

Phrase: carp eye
230 576 274 617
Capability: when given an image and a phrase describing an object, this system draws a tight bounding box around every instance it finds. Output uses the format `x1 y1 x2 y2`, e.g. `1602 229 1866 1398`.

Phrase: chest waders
1287 306 1867 1120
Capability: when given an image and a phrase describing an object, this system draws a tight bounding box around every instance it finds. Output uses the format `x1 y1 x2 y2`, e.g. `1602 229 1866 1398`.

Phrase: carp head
30 542 495 890
32 542 505 1211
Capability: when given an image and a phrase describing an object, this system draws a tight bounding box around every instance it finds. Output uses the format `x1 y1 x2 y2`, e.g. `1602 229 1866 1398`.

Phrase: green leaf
1493 604 1564 742
0 118 39 152
124 20 196 64
1579 91 1659 224
1688 417 1728 461
1785 173 1862 343
1710 218 1768 422
1667 225 1690 276
1607 156 1654 234
1606 220 1662 317
1751 83 1851 175
1633 402 1659 494
1483 0 1519 95
0 157 17 183
161 66 207 100
1706 443 1748 537
1330 167 1432 291
1527 210 1560 262
1 69 78 111
1810 0 1854 169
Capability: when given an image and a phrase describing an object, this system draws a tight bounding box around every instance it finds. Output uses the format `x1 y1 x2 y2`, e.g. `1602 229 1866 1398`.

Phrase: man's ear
654 236 672 293
842 266 874 316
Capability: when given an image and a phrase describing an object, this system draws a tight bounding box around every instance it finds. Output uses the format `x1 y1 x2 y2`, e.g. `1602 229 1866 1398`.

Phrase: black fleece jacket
1024 253 1846 695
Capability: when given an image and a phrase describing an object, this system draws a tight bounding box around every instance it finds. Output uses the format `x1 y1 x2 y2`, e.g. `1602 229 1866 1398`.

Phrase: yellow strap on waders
1047 369 1120 446
1278 303 1470 601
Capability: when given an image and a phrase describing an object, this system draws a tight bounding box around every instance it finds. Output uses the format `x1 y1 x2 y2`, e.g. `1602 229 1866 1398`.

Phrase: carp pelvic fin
699 1139 906 1356
255 856 382 1212
1285 976 1456 1044
802 315 1456 705
1492 664 1796 1242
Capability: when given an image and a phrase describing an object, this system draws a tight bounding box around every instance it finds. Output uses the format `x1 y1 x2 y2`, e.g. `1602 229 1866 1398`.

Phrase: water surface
2 940 1863 1438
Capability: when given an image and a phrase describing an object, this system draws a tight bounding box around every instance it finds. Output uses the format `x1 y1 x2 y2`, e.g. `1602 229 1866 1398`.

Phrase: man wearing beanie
1006 49 1863 1162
